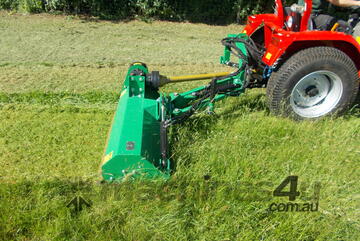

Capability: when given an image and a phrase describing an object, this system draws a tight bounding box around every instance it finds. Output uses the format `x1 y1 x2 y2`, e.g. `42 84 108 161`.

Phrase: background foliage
0 0 274 23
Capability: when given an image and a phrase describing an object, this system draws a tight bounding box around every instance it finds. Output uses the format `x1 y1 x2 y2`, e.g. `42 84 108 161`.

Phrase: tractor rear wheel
266 47 359 120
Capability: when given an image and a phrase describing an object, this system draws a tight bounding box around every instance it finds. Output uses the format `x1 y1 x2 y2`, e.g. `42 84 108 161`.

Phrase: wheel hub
290 70 343 118
305 85 319 97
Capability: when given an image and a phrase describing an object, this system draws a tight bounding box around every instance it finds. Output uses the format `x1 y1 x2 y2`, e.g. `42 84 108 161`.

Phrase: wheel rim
290 70 343 118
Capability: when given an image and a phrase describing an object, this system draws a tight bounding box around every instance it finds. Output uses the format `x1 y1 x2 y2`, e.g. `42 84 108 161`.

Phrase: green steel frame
100 34 249 182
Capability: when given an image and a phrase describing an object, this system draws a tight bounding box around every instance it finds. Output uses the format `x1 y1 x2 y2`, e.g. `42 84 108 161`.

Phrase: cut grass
0 63 230 93
0 12 359 241
0 103 112 181
0 11 239 93
0 13 241 66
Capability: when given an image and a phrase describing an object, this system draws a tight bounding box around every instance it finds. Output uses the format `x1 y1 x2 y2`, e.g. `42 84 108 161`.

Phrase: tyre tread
266 46 359 119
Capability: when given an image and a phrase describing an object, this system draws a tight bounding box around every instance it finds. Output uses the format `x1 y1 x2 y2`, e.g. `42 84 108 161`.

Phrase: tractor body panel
243 0 360 74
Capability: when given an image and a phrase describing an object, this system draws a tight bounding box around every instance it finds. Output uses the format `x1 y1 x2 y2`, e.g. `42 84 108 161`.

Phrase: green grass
0 12 236 93
0 11 360 240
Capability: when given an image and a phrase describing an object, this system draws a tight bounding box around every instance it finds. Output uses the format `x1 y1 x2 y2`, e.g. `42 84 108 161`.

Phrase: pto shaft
167 72 230 82
146 71 231 89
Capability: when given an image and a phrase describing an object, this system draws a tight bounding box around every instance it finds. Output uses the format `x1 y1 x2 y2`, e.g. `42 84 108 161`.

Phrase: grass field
0 12 359 240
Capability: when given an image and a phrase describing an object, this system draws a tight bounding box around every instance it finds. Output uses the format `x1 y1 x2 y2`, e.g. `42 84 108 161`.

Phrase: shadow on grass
220 92 269 119
78 14 133 24
170 92 269 135
169 92 269 172
75 12 244 26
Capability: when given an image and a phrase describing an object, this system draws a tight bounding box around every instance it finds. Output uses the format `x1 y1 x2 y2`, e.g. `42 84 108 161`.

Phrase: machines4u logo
269 176 321 212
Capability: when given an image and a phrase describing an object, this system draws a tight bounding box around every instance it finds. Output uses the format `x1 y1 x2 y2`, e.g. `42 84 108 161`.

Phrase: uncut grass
1 92 359 240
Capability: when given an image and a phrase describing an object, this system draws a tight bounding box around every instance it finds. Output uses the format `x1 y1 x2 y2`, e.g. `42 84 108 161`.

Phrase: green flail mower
100 0 360 182
100 34 261 182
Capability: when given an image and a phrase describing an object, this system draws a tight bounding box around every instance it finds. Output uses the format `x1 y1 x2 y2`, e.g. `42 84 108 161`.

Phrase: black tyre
267 46 359 120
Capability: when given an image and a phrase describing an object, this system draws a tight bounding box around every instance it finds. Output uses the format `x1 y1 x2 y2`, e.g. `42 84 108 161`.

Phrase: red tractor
246 0 360 119
100 0 360 181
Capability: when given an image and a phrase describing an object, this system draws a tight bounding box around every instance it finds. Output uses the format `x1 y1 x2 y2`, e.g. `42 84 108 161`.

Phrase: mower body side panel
101 65 169 181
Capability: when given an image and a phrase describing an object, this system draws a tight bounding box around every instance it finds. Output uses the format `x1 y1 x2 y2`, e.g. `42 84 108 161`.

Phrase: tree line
0 0 273 24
